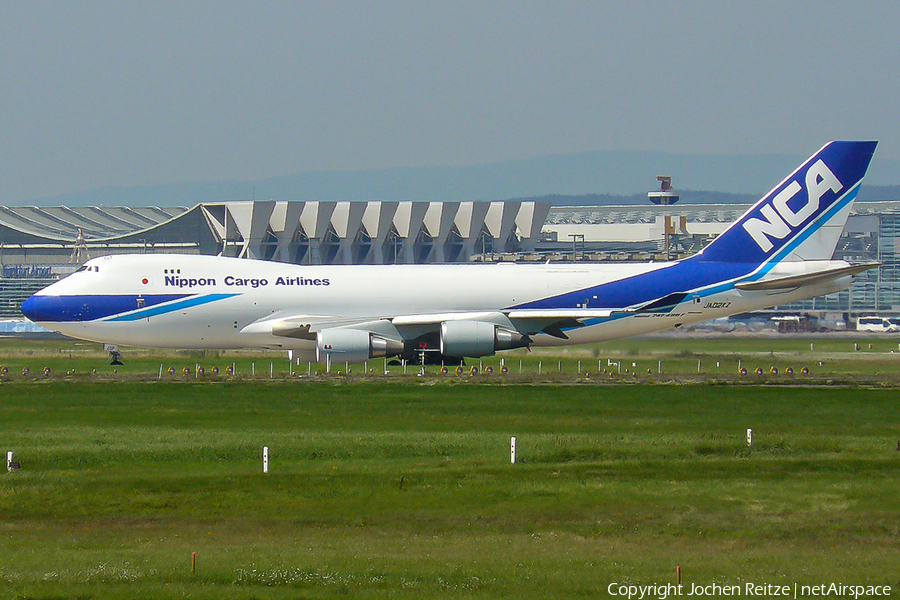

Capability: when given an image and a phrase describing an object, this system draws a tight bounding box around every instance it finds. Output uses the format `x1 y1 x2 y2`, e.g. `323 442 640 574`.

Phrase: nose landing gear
104 343 124 366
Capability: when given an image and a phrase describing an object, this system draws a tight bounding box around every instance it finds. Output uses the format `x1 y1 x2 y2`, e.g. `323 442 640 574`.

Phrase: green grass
0 379 898 598
3 333 900 383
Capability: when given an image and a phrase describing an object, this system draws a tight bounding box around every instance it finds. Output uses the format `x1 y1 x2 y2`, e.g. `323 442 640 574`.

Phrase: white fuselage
27 253 851 362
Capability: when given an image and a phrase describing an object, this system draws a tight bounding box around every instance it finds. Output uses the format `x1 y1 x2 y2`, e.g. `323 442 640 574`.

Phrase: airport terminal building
1 198 899 321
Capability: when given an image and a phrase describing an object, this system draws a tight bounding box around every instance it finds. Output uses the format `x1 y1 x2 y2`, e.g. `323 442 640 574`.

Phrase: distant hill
519 185 900 207
521 190 760 206
858 184 900 202
14 150 900 208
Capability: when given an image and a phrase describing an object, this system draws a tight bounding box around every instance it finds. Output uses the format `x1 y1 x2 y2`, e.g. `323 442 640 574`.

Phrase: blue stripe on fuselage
22 294 189 322
510 261 756 311
21 293 239 323
106 293 239 321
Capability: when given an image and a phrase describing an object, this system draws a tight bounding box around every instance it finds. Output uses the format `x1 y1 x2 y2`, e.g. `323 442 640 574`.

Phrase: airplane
21 141 878 369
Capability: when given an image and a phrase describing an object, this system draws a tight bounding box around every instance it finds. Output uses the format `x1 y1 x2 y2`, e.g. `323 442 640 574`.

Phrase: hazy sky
2 1 898 203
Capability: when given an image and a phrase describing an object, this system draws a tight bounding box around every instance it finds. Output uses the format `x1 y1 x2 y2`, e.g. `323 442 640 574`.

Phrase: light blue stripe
697 182 861 299
752 182 861 279
106 293 239 322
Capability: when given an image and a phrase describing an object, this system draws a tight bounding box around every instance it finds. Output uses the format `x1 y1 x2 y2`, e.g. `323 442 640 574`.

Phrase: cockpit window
75 265 88 273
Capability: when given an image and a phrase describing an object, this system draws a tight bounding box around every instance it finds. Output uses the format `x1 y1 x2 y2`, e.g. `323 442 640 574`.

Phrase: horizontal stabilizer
734 262 879 291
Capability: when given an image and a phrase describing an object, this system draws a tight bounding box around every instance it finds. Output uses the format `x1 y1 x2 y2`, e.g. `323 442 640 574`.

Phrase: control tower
647 175 679 205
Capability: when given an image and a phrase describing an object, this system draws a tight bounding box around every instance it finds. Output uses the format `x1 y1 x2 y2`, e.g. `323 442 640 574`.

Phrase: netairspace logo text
606 582 892 599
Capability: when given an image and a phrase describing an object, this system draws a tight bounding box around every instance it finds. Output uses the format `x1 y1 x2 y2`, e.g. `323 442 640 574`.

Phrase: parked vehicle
856 316 900 333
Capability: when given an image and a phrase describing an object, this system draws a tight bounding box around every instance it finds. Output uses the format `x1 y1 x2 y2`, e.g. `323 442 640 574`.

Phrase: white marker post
510 437 517 464
747 429 753 447
6 452 11 472
262 446 269 473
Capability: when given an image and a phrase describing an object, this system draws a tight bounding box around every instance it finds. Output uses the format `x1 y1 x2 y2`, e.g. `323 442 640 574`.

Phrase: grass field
0 341 898 599
2 333 900 383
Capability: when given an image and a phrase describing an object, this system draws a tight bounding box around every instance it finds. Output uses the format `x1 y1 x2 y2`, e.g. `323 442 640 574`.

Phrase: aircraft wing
242 307 636 341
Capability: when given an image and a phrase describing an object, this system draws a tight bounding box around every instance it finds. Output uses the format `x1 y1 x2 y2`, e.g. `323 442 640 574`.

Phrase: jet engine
316 328 405 363
439 321 530 358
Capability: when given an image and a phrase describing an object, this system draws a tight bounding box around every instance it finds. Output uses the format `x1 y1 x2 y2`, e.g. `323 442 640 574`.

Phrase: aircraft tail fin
695 141 877 264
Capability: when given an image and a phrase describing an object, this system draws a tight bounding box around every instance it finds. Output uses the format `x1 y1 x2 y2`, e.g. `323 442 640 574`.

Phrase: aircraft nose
20 295 59 322
20 295 38 321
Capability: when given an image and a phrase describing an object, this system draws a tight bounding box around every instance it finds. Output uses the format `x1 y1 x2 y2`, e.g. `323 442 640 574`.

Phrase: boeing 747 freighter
21 141 879 367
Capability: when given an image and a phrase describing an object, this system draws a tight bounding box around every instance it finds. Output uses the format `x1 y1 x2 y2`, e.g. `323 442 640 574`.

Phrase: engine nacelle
440 321 530 358
316 328 404 364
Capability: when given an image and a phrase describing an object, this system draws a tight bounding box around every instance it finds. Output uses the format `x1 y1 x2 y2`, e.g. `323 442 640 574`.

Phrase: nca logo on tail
742 160 843 253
